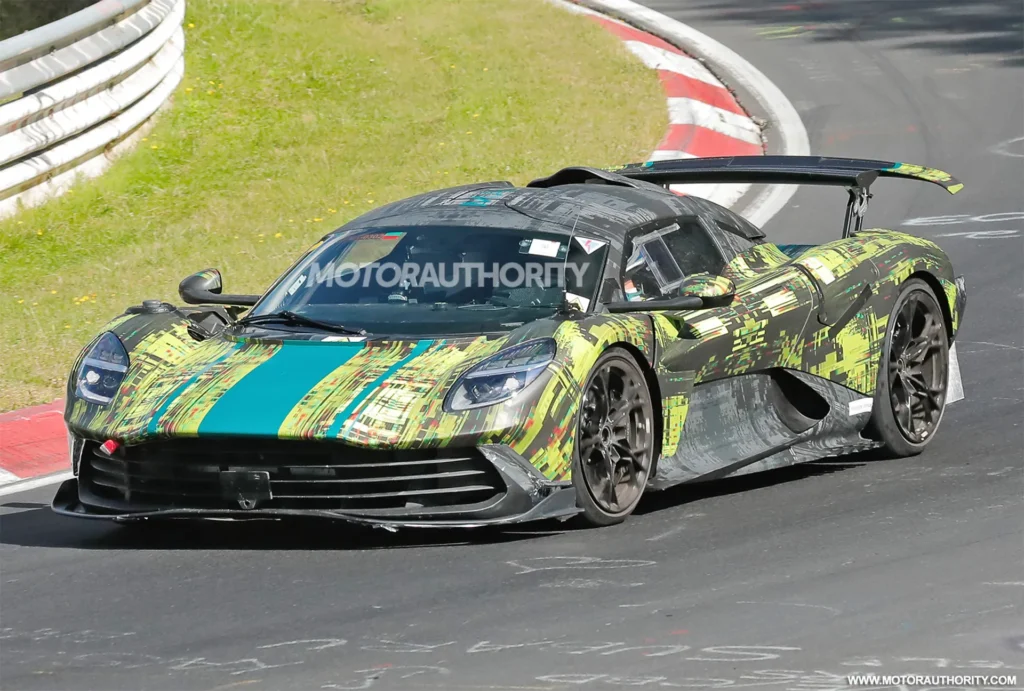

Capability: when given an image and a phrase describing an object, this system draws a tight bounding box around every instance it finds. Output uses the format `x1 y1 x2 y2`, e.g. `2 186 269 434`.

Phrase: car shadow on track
634 449 888 516
0 449 887 551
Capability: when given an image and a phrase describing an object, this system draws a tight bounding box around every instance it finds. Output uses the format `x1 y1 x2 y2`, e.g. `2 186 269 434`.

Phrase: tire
869 278 950 456
571 348 656 527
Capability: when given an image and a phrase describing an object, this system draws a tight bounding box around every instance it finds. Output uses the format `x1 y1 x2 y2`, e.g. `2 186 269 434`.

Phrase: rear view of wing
608 156 963 194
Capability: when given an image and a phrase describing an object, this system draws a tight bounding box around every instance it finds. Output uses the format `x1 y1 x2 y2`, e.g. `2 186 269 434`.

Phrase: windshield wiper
236 310 367 336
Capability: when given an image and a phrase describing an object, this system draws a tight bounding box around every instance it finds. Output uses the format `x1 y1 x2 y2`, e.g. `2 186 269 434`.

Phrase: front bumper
51 442 579 529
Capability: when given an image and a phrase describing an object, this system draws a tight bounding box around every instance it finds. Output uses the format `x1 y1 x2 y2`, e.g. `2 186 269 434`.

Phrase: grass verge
0 0 666 411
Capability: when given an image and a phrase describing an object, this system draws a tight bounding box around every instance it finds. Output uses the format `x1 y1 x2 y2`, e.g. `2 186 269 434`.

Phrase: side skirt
650 369 880 489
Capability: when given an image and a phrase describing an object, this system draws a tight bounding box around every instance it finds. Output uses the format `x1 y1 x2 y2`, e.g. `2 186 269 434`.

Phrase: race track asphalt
1 2 1021 689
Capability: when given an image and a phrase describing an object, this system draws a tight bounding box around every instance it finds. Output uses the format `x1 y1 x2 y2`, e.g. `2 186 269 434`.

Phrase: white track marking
622 41 722 85
0 471 72 497
667 97 763 143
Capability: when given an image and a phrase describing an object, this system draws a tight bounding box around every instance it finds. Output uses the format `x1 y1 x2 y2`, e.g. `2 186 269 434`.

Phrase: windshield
249 225 609 336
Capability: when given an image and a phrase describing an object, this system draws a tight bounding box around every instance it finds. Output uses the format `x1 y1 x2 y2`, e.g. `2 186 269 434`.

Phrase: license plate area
220 470 272 509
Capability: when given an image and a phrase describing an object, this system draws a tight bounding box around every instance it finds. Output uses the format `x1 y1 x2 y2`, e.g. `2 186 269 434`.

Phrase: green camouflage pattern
66 229 963 484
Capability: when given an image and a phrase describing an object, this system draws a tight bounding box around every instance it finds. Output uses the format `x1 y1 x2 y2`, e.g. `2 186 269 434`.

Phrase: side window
622 217 726 300
708 206 765 257
661 216 727 276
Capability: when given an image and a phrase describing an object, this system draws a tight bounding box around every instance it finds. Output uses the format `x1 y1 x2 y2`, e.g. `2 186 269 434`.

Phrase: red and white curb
0 400 70 494
0 1 807 492
557 0 765 208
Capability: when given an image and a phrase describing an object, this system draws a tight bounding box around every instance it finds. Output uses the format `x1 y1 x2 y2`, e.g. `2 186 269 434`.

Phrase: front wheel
870 278 950 456
571 348 656 527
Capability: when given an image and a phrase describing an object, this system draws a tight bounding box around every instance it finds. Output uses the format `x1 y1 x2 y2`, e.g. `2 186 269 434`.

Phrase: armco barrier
0 0 185 218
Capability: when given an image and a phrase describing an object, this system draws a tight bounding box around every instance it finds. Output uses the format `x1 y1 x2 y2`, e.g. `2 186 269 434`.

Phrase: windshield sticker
320 335 368 343
356 231 405 241
286 274 307 295
574 236 607 255
528 238 562 257
624 279 642 301
522 238 564 258
565 292 591 312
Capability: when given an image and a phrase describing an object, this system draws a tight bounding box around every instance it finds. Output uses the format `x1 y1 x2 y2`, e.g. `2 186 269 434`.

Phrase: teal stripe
147 342 244 435
326 339 434 438
197 342 364 437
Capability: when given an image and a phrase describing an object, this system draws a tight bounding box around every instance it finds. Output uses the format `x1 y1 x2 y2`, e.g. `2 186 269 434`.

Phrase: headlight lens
446 338 555 411
75 332 129 406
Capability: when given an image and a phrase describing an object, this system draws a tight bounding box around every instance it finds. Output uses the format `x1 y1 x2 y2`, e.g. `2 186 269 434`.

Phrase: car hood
67 317 519 445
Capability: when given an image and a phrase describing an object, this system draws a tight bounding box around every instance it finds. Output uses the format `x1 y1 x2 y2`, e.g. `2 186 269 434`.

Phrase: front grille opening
81 439 506 513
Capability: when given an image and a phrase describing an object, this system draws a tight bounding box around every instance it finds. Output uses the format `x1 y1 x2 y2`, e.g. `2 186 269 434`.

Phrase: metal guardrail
0 0 184 218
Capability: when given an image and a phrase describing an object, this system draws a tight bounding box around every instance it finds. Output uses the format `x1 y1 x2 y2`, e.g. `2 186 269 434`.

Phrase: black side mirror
178 269 260 306
603 273 736 313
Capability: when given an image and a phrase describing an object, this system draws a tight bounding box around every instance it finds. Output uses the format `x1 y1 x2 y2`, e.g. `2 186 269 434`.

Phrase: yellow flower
64 325 70 329
185 87 193 93
50 290 57 294
142 137 148 142
234 235 239 239
17 299 24 304
207 89 215 95
483 68 489 72
257 233 265 237
258 239 264 243
288 219 294 223
150 145 158 149
466 131 472 134
208 81 215 85
188 22 195 28
32 302 38 306
274 232 283 238
36 230 43 236
314 217 322 222
367 200 373 204
328 208 336 213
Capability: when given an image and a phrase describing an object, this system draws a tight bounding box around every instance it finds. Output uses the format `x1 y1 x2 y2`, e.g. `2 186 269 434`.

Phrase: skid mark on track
736 600 842 615
507 556 657 574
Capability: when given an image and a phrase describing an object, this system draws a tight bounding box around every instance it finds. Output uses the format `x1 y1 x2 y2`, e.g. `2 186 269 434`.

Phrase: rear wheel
571 349 655 527
870 278 950 456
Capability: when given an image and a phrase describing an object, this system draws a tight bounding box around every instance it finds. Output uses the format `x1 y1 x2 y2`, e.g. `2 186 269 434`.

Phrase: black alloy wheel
572 348 655 526
871 278 950 456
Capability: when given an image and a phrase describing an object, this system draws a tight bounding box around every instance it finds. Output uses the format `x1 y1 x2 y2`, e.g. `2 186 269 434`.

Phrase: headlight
445 338 555 411
75 332 129 406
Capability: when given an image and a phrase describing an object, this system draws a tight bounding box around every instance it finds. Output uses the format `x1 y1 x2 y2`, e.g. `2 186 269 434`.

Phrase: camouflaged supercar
53 156 967 528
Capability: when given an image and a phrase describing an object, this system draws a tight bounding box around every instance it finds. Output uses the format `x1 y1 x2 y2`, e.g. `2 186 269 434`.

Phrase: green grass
0 0 666 411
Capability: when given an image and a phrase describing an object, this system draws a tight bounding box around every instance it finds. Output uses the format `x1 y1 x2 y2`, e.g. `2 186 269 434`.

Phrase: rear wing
607 156 963 238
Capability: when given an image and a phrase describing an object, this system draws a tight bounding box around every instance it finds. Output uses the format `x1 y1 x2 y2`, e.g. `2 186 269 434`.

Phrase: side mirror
178 269 260 306
603 273 735 313
677 272 735 307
